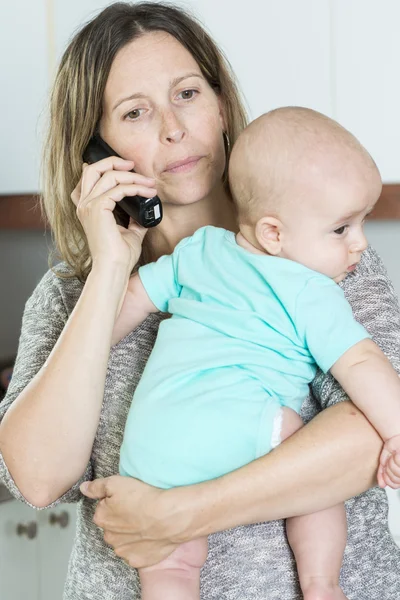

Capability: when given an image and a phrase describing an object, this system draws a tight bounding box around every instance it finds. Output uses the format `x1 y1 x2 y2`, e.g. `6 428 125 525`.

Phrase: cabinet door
37 504 77 600
1 1 48 193
387 488 400 546
0 501 39 600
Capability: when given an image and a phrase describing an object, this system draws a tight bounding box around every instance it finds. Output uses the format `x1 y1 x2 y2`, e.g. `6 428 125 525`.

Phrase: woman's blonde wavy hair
41 1 248 281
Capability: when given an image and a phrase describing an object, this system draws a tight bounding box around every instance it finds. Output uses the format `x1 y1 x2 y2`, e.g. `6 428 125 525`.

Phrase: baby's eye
334 225 348 235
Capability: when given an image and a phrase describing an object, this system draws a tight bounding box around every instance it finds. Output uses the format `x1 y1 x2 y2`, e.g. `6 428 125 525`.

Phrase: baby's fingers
377 465 386 488
379 447 392 469
385 455 400 487
382 471 400 489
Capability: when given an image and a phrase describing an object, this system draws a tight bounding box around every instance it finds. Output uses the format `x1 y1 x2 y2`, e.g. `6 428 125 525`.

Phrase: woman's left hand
80 476 183 568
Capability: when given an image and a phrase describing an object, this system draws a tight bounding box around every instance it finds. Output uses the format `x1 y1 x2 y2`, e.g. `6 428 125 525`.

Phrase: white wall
333 0 400 182
2 0 400 192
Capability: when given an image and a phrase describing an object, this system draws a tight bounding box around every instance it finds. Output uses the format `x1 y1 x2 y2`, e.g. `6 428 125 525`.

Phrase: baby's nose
351 231 368 253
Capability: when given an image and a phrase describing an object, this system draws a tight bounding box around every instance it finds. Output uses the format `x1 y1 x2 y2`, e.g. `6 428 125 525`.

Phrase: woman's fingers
71 175 83 207
75 185 155 220
70 157 157 269
80 157 134 201
72 158 157 210
86 170 156 206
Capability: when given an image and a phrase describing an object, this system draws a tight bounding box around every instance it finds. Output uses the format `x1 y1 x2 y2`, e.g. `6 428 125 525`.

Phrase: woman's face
100 31 227 206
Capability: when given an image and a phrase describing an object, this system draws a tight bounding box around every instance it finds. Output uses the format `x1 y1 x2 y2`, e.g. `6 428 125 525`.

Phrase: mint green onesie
119 226 369 488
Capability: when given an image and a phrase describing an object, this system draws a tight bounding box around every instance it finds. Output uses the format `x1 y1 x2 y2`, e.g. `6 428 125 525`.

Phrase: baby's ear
255 216 283 255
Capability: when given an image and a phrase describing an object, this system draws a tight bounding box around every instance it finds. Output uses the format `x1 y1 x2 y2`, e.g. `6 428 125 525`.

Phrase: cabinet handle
16 521 37 539
49 510 69 528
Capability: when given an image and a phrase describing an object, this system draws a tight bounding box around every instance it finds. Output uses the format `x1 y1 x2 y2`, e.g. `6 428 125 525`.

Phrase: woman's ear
255 217 284 255
218 96 227 131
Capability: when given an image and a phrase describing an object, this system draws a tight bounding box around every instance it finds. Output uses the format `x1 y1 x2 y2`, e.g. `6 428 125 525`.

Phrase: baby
113 107 400 600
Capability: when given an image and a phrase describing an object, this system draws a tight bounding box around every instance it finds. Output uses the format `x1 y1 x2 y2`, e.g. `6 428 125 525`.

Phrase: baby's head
229 107 382 282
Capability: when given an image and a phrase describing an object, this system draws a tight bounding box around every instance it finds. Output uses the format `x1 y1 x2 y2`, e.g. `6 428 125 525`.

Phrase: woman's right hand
71 157 158 271
80 475 196 568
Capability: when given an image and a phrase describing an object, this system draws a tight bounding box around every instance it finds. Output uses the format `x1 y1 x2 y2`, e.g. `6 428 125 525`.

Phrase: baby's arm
111 273 159 346
330 338 400 488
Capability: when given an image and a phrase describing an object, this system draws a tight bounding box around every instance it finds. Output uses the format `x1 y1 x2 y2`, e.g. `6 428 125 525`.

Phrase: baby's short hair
229 106 378 225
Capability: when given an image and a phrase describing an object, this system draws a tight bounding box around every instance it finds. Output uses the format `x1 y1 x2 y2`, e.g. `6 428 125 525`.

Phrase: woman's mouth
164 156 203 174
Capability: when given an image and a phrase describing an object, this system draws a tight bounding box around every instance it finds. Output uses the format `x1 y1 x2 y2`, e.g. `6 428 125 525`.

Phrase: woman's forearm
0 263 129 507
171 401 381 541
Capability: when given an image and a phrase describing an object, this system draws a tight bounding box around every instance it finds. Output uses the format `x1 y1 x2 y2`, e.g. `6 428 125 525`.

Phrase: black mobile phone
82 134 162 228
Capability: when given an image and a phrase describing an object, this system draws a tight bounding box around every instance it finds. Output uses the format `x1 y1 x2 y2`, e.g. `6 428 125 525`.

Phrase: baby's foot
302 580 348 600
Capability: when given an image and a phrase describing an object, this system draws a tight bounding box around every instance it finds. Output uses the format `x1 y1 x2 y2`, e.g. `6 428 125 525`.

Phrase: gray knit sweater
1 245 400 599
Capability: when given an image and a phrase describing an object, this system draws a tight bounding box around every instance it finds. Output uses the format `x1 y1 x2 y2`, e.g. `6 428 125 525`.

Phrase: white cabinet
0 501 40 600
1 2 48 193
37 505 77 600
387 488 400 546
0 499 77 600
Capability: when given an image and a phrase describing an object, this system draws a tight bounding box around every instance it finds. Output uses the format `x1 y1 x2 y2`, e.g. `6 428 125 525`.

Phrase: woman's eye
334 225 348 235
178 89 197 100
125 108 144 121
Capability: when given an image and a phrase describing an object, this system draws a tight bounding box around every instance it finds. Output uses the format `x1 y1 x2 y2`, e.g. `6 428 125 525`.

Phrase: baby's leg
139 536 208 600
287 505 347 600
279 407 348 600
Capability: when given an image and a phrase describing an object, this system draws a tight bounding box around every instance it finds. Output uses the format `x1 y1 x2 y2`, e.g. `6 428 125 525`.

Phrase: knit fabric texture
1 245 399 599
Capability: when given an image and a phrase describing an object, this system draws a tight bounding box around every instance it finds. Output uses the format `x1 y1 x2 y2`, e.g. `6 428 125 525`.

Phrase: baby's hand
378 434 400 489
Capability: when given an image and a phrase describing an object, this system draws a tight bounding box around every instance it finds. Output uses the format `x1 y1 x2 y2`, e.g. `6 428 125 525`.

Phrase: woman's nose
160 109 186 144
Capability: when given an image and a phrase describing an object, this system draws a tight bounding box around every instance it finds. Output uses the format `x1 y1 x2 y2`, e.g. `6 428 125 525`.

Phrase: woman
0 3 399 599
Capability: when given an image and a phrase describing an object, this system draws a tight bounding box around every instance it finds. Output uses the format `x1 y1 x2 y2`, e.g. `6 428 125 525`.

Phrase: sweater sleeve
310 245 400 409
0 269 93 509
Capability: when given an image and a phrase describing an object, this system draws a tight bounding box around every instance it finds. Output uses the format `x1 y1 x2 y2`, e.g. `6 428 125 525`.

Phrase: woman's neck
145 186 238 260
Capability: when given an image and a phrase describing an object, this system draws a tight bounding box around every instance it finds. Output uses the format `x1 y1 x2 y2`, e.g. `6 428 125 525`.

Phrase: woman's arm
0 263 130 508
180 401 381 537
81 400 381 569
81 245 400 567
0 158 152 508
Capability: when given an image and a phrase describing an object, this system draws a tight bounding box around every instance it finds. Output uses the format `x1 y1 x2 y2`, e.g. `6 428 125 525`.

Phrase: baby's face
277 168 381 283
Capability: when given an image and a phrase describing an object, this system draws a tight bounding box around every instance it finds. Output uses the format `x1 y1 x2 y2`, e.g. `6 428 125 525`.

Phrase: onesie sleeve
0 270 93 509
138 237 191 312
295 274 370 373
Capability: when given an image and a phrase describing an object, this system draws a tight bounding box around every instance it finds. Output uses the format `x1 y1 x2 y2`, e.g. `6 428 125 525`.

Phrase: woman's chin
160 184 216 209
